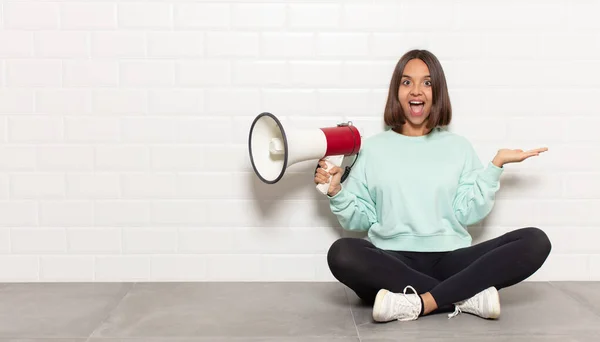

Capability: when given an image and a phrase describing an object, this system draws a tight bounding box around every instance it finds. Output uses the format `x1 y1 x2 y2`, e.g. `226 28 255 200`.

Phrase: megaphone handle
316 155 345 195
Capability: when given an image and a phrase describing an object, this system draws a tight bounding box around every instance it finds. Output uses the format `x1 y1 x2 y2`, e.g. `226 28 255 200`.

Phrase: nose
410 83 422 96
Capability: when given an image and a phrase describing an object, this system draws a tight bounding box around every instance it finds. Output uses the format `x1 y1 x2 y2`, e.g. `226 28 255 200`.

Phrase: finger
527 147 548 153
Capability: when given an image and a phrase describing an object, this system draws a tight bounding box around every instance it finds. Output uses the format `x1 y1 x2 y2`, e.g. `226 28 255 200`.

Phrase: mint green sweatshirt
328 127 504 252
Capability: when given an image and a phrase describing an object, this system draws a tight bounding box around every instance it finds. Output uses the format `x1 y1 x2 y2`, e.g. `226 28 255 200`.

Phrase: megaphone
248 112 361 195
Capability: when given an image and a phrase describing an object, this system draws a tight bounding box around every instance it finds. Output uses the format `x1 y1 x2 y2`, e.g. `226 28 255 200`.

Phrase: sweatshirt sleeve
327 152 378 232
452 142 504 226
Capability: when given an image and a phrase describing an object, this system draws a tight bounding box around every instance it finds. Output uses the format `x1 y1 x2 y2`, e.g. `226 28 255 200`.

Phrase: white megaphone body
248 112 361 195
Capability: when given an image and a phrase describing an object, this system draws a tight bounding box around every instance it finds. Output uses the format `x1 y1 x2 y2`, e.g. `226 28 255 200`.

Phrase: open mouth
409 101 425 116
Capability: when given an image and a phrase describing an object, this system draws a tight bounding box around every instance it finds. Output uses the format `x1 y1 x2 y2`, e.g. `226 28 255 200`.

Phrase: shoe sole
487 287 501 319
372 289 389 322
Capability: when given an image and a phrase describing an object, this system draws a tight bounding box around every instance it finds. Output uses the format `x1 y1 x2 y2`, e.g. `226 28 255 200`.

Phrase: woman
314 49 551 322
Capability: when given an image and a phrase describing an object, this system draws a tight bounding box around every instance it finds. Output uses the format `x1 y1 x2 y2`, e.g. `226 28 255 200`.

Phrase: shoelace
448 306 462 319
395 285 420 320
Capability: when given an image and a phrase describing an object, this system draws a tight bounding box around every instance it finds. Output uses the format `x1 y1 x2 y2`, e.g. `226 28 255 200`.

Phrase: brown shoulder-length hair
383 49 452 130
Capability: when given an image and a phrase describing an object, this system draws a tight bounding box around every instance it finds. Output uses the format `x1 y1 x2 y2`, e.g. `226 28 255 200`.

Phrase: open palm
497 147 548 164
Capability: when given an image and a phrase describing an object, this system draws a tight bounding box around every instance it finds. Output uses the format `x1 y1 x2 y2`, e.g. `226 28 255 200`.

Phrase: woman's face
397 58 433 129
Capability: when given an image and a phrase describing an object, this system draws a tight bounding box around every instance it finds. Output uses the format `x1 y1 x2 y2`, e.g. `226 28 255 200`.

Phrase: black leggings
327 227 551 312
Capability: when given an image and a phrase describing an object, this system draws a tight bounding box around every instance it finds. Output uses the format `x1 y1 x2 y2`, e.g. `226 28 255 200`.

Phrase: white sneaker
448 286 501 319
372 286 422 322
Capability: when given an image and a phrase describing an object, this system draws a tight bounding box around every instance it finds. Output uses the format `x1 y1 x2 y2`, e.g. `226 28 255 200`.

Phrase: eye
402 80 410 86
424 80 432 86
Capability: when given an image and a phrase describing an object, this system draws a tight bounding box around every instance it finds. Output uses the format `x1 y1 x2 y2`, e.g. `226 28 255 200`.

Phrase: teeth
410 101 423 105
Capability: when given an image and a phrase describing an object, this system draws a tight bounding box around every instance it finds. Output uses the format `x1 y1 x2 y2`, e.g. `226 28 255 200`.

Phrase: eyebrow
402 75 431 78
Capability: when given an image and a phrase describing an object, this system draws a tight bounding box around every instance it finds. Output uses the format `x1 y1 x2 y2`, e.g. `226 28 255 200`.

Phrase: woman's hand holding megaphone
315 159 343 197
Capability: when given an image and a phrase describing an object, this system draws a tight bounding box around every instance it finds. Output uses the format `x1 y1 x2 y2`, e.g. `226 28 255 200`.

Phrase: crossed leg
327 227 552 316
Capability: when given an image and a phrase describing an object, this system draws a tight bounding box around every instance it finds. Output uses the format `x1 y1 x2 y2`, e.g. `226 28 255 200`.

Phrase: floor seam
85 282 138 341
343 285 362 342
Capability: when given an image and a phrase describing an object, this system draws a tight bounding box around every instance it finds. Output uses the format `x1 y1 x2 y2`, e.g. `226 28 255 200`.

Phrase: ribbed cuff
481 161 504 184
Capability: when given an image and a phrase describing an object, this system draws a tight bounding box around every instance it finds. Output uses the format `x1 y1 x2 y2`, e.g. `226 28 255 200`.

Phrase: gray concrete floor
0 282 598 341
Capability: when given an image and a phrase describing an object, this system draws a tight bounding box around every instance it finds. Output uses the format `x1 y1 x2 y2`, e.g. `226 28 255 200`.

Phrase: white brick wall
0 0 598 282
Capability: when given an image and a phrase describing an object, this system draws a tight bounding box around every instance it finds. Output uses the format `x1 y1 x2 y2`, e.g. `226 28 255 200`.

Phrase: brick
202 145 246 172
91 32 145 58
10 173 65 199
34 31 89 58
261 33 314 58
176 117 232 144
6 60 62 87
261 255 317 281
40 201 94 227
176 60 231 87
176 173 233 200
317 89 372 116
121 173 177 199
205 89 260 115
37 146 94 171
63 60 119 87
527 254 589 281
37 89 91 115
178 227 235 253
95 146 150 171
4 2 59 29
0 256 39 281
8 116 63 143
95 256 150 281
400 3 456 30
495 172 563 200
67 227 121 254
564 173 600 199
0 174 8 200
123 228 177 254
121 117 176 143
0 31 34 57
289 61 343 87
456 2 564 31
232 61 287 86
566 118 600 143
150 200 207 227
0 89 34 114
261 89 317 116
0 229 9 253
206 254 262 281
231 4 286 28
11 228 67 253
65 117 120 142
0 146 36 171
61 2 116 29
288 4 340 29
92 89 148 116
371 33 429 58
118 2 172 29
148 90 204 115
430 33 486 60
66 173 120 199
174 3 230 28
448 116 507 143
147 32 203 58
120 60 175 87
206 32 259 57
40 256 94 281
316 33 369 57
94 201 150 227
150 256 207 281
0 201 37 227
342 4 401 29
342 61 395 88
